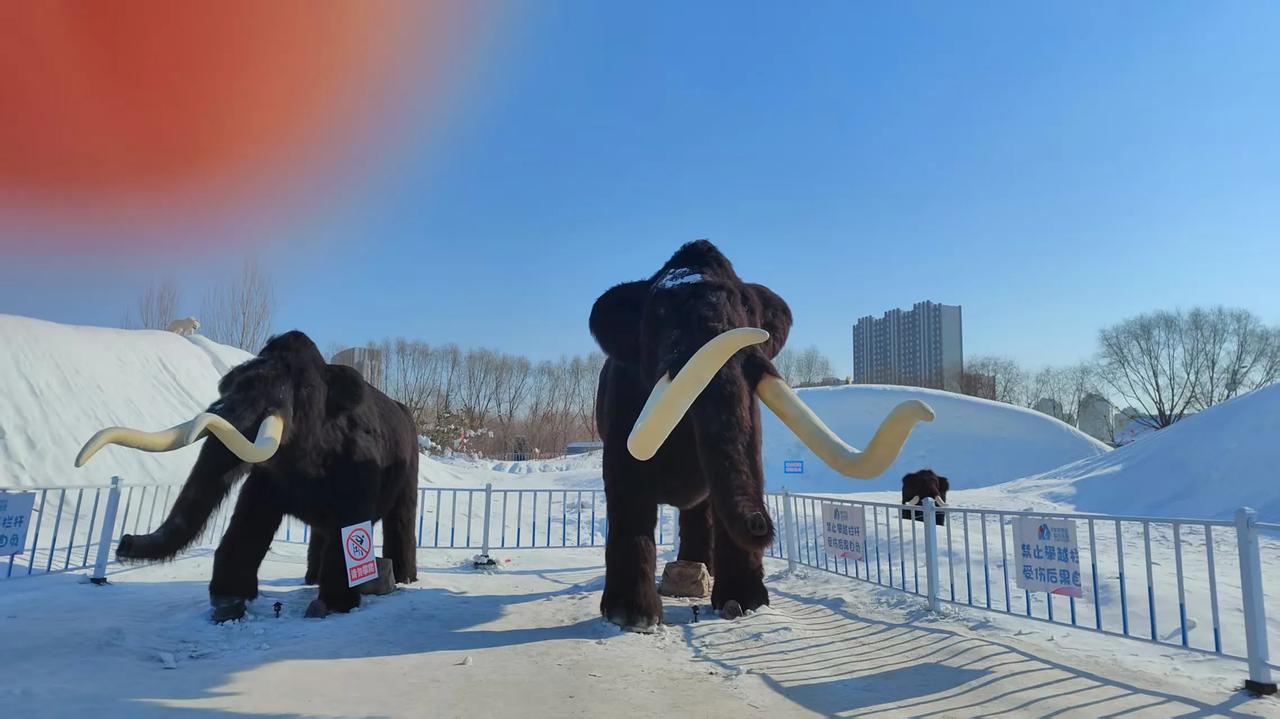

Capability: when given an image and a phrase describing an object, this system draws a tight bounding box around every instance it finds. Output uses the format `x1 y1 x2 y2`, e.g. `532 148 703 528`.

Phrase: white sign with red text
341 521 378 587
821 502 866 562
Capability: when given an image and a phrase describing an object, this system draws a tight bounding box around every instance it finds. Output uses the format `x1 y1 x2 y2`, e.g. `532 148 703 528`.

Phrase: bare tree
1187 307 1279 410
1028 361 1101 425
1096 310 1203 429
123 279 180 330
459 348 503 431
964 355 1027 405
493 354 533 447
773 348 800 385
201 260 275 352
775 345 836 387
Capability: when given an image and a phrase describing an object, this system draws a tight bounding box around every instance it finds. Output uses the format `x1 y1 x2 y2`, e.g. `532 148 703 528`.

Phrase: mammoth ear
747 283 792 359
325 365 367 416
590 281 649 363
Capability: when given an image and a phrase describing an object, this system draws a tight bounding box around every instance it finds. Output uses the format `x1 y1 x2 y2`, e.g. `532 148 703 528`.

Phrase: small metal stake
273 602 283 618
692 605 700 623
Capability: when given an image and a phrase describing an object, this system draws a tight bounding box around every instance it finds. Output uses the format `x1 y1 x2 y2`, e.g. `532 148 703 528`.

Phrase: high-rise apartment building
852 301 963 391
331 346 384 388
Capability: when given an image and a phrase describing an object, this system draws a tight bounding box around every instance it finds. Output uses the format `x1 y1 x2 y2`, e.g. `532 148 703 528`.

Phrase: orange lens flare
0 1 473 251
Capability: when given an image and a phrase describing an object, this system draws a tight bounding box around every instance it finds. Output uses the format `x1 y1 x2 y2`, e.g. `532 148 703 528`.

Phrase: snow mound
1005 383 1280 520
761 384 1109 493
0 314 254 488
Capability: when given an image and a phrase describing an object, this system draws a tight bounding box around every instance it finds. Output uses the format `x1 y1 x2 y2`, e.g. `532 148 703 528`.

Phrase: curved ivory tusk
76 413 284 467
76 418 202 467
935 498 947 507
756 375 935 479
627 327 770 461
906 496 921 506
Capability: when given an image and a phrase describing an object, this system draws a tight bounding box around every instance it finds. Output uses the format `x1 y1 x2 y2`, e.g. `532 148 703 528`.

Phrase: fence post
474 483 496 568
923 498 941 613
781 489 798 573
1235 506 1277 695
89 477 123 586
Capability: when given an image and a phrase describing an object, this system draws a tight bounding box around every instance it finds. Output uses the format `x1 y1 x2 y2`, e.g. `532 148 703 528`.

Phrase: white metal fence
768 491 1278 695
0 480 1275 693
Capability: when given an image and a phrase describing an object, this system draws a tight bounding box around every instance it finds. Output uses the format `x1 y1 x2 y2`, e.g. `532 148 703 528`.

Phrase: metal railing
0 479 1274 693
1 480 676 581
772 490 1277 694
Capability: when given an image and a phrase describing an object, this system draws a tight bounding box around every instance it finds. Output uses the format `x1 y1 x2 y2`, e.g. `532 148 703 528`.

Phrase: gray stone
357 557 397 596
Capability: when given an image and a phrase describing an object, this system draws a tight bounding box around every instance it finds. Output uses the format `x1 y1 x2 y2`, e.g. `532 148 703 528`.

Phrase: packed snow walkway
2 547 1275 718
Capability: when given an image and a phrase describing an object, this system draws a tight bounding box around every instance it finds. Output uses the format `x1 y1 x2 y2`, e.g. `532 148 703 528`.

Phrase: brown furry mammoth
590 240 934 630
76 331 419 622
901 469 950 525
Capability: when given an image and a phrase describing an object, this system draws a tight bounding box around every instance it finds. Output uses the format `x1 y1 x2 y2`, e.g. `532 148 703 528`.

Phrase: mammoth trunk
692 373 774 551
117 442 246 561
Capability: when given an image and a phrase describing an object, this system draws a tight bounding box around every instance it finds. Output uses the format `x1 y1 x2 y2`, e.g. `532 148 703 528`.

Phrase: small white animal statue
167 317 200 336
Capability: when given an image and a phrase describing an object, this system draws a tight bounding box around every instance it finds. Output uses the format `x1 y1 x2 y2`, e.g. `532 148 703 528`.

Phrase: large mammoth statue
590 240 934 630
76 330 419 621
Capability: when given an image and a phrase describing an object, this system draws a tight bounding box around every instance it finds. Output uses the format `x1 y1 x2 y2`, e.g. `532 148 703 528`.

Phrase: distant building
961 372 996 400
1077 393 1115 443
1113 407 1158 445
1033 397 1065 421
566 441 603 455
331 346 384 387
853 301 963 392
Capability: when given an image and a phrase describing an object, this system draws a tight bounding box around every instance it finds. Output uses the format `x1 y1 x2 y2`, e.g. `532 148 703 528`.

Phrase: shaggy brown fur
590 240 791 627
115 331 419 621
901 468 950 525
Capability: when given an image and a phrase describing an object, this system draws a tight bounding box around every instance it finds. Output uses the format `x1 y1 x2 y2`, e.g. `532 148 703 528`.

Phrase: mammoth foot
117 532 170 561
711 577 769 616
210 596 246 623
601 588 662 634
606 610 659 634
720 600 744 620
306 589 360 619
304 599 330 619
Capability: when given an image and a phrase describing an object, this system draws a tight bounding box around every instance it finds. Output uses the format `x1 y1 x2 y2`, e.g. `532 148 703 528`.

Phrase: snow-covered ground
2 547 1275 718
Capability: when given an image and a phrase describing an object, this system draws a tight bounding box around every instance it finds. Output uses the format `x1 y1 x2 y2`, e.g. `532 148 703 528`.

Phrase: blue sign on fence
783 460 804 474
0 491 36 557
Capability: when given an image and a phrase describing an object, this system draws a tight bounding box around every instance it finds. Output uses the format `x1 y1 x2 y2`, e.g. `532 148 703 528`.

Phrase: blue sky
2 2 1277 375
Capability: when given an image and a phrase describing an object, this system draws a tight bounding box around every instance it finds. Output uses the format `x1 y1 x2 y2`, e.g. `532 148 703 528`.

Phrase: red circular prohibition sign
345 527 372 562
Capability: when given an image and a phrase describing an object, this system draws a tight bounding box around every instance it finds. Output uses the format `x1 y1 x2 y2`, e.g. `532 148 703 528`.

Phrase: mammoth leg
308 529 362 618
382 485 418 584
307 474 378 618
709 505 768 614
601 479 661 632
304 526 327 585
208 473 283 622
677 499 715 575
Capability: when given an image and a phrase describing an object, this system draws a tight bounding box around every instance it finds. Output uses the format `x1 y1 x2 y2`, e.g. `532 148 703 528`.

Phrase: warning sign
341 521 378 587
0 491 36 557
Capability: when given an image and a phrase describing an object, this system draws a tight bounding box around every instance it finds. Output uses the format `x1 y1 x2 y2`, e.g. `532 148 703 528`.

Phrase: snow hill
1001 382 1280 520
0 314 254 489
761 384 1110 494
